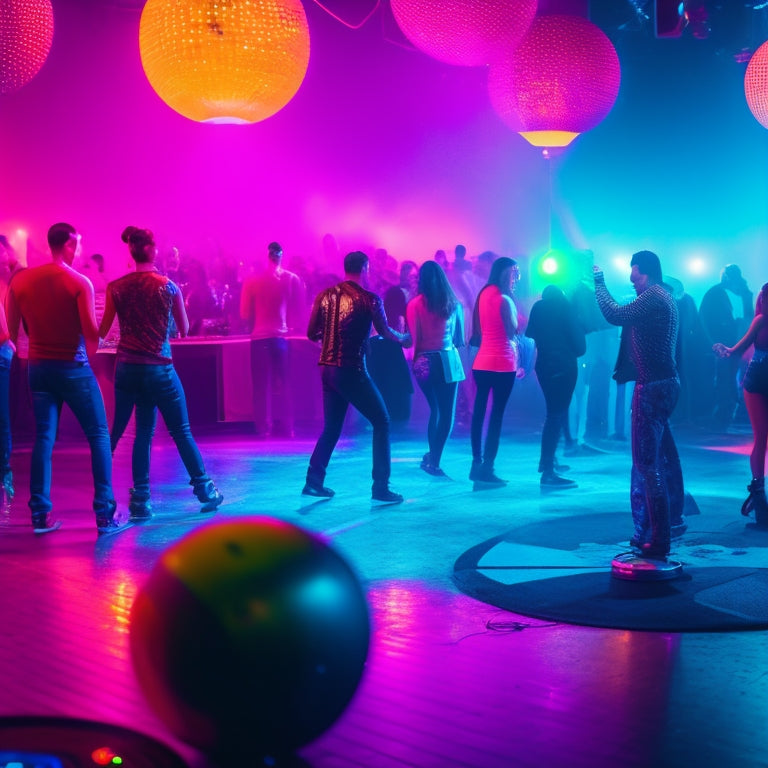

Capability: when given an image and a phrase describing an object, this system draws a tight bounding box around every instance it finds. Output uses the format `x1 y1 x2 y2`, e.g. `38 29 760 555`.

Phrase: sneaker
194 481 224 513
96 501 133 536
475 467 507 485
32 514 62 535
200 490 224 513
371 487 404 504
469 460 484 481
420 454 447 477
96 518 133 537
129 500 153 523
302 483 335 498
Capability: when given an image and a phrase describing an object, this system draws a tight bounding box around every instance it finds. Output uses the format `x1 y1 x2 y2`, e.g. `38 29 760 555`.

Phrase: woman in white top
406 261 464 477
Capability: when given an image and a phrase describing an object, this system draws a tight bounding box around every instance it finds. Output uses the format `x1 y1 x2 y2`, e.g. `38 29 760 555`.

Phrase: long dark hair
417 260 457 319
486 256 516 296
472 256 517 340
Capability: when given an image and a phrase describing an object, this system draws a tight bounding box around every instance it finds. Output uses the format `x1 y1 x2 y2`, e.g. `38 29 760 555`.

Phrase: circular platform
452 512 768 632
611 552 684 581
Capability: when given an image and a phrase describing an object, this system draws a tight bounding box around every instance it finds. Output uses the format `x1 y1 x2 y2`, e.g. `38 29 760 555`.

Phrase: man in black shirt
303 251 410 504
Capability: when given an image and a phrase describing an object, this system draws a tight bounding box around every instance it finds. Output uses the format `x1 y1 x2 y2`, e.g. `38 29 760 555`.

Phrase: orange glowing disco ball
390 0 538 67
139 0 310 124
745 40 768 129
488 14 621 148
0 0 54 95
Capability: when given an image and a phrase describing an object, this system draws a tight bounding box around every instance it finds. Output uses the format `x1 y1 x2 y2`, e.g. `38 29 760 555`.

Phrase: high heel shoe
742 478 768 528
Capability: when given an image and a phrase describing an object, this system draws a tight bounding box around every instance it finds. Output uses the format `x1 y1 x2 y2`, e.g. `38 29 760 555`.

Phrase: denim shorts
744 349 768 395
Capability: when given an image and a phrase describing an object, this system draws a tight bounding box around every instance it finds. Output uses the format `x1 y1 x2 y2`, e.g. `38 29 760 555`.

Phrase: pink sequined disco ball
745 40 768 129
488 14 621 148
0 0 54 94
390 0 538 67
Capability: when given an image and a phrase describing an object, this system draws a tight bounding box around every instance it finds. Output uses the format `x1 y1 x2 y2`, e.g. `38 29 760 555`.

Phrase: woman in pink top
406 261 465 476
470 256 519 485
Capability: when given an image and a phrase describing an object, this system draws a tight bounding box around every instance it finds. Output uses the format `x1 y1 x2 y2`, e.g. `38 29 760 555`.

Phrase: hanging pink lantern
390 0 538 67
745 40 768 129
0 0 54 94
488 14 621 148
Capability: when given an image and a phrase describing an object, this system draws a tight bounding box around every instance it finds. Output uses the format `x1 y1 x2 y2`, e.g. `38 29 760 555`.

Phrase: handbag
438 347 465 383
413 348 465 384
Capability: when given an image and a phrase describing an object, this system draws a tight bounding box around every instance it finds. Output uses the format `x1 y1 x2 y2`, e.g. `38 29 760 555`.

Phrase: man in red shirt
6 222 127 536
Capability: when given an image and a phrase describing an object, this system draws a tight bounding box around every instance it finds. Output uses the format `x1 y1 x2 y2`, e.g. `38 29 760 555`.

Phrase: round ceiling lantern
139 0 310 124
745 39 768 129
390 0 538 67
488 14 621 148
0 0 54 95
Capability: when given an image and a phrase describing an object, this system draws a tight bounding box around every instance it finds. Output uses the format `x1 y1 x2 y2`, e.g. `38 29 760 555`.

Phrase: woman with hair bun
99 226 223 521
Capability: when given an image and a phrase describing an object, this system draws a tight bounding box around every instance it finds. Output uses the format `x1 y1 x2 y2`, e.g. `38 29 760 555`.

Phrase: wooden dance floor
0 413 765 767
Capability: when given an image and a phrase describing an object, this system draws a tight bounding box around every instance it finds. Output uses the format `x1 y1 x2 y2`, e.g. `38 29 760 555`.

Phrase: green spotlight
532 249 572 293
541 256 559 275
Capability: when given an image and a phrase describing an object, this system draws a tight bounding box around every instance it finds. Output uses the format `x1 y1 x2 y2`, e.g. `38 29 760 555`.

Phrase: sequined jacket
594 272 678 384
307 280 406 371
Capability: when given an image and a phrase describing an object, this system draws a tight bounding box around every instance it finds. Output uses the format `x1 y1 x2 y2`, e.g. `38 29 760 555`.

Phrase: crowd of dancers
0 226 766 555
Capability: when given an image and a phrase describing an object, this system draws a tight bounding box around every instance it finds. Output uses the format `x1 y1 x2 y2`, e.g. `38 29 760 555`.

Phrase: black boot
742 478 768 528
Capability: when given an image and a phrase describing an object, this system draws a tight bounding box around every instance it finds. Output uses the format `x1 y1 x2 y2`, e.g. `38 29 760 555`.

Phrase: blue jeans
0 343 12 477
307 366 391 490
29 360 114 516
630 377 683 553
112 362 208 501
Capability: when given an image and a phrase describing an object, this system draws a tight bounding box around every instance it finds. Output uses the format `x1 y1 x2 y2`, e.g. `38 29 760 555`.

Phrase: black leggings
415 356 458 468
471 370 515 466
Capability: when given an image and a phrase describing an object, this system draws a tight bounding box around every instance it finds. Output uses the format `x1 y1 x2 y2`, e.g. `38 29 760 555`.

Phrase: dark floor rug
453 512 768 632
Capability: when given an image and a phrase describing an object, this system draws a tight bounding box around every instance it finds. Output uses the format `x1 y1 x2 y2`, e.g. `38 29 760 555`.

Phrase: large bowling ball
130 517 370 760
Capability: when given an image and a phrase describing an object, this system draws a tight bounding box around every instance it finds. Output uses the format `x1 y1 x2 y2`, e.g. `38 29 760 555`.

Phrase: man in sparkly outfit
593 251 684 559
